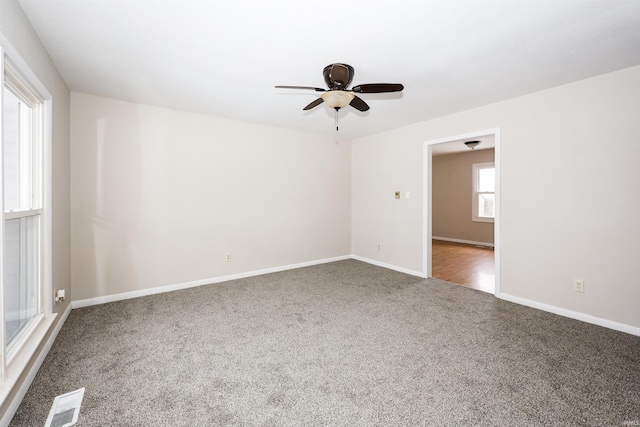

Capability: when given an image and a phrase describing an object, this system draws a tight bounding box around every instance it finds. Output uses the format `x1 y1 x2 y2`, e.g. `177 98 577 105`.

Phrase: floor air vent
44 388 85 427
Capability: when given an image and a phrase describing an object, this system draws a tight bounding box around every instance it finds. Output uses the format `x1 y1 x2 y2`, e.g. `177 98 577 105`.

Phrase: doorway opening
423 129 500 296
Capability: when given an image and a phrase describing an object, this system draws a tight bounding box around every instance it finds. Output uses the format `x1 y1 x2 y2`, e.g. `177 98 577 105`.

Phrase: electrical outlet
377 244 382 251
574 279 584 292
54 289 65 303
225 253 231 262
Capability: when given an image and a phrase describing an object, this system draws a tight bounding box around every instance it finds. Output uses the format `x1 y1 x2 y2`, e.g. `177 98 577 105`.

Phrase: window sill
472 217 495 223
0 312 57 407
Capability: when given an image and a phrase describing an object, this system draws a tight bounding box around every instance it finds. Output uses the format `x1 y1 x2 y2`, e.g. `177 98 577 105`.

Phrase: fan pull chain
335 107 339 131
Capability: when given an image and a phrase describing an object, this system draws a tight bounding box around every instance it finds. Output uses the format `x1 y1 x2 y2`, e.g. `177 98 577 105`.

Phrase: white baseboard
432 236 494 247
499 293 640 337
72 255 352 309
351 255 425 278
72 254 639 337
0 303 72 427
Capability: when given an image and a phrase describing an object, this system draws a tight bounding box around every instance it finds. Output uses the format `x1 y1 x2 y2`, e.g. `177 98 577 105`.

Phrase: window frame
0 41 54 401
3 70 44 357
472 162 495 223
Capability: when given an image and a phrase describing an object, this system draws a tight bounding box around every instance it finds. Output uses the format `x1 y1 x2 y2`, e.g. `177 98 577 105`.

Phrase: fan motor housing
323 63 354 90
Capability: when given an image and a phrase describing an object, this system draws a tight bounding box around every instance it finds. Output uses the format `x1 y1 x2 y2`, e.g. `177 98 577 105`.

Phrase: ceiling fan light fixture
321 90 355 109
464 140 481 149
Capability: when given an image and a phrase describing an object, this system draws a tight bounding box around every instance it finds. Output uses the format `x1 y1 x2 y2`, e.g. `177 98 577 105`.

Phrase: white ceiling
17 0 640 140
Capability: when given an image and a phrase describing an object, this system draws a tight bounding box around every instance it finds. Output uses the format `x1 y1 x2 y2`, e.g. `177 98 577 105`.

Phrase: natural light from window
473 162 495 222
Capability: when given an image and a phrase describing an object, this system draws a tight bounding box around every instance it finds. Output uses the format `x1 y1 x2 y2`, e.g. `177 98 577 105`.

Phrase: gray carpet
10 260 640 426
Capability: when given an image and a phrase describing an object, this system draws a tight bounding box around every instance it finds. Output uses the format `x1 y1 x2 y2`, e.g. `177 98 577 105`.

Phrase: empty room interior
1 1 640 425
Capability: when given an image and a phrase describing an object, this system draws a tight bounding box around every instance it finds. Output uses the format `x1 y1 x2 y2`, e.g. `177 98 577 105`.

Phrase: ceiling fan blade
303 97 324 111
349 95 370 112
352 83 404 93
275 85 326 92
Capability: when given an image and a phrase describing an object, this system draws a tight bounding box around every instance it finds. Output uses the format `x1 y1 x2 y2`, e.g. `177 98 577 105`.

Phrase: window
3 69 43 354
0 42 53 394
472 162 495 222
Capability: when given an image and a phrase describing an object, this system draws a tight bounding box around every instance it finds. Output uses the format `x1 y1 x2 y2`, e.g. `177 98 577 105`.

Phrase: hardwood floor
431 240 495 293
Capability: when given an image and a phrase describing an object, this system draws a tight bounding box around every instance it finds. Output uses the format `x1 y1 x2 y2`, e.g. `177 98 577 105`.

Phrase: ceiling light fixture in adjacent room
464 140 481 149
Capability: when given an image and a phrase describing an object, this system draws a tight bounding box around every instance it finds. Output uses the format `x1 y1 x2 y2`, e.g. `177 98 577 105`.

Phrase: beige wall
70 93 351 301
353 64 640 330
433 149 495 244
351 129 424 274
0 0 71 417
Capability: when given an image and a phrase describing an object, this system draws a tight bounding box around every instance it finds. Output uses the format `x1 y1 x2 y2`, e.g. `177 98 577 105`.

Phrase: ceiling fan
275 63 404 130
